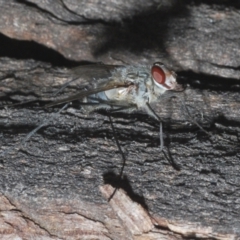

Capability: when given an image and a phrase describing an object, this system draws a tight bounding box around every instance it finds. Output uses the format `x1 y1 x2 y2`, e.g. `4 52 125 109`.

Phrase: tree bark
0 1 240 239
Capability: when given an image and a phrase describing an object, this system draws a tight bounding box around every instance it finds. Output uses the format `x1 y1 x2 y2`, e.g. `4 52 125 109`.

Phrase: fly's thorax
104 66 150 104
112 65 149 83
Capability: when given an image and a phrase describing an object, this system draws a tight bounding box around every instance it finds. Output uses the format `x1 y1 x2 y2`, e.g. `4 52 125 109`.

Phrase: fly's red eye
151 65 166 85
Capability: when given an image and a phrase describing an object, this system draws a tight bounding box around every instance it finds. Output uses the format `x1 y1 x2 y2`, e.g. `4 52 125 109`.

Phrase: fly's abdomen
86 91 109 103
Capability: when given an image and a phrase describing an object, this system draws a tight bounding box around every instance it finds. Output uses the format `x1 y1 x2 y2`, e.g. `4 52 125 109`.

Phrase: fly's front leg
141 102 163 151
143 102 161 122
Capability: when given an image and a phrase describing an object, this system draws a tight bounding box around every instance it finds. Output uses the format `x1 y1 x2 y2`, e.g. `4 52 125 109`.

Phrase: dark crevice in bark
185 0 240 9
0 33 79 67
178 71 240 91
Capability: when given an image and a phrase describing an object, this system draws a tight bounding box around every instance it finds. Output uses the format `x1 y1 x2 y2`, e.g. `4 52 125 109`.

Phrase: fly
44 62 183 153
46 62 183 134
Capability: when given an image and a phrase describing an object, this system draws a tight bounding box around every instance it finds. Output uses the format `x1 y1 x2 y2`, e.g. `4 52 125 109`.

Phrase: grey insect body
47 62 183 122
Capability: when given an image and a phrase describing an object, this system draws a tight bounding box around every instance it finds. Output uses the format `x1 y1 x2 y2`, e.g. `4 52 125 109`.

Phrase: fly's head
151 62 183 95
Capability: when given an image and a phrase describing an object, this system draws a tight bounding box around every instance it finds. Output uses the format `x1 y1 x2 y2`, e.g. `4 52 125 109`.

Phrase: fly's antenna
1 103 68 158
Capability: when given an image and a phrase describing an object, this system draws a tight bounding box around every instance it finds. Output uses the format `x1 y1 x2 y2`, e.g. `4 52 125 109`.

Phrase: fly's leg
180 97 236 146
1 103 69 158
144 103 164 151
107 114 127 201
23 104 69 146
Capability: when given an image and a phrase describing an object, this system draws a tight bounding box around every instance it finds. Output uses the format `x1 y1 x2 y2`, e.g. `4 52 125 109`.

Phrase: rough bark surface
0 1 240 239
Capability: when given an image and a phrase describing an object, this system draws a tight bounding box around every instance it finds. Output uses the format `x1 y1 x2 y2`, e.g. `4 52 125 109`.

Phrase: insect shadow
103 171 149 209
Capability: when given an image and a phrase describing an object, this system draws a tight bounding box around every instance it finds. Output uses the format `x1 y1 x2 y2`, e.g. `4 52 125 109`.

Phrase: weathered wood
0 1 240 239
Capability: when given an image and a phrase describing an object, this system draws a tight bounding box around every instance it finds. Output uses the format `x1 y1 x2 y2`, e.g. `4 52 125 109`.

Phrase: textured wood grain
0 1 240 239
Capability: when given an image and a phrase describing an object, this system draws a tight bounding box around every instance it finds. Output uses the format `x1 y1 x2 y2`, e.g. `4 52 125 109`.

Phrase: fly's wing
45 64 132 108
70 64 120 79
53 64 121 94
